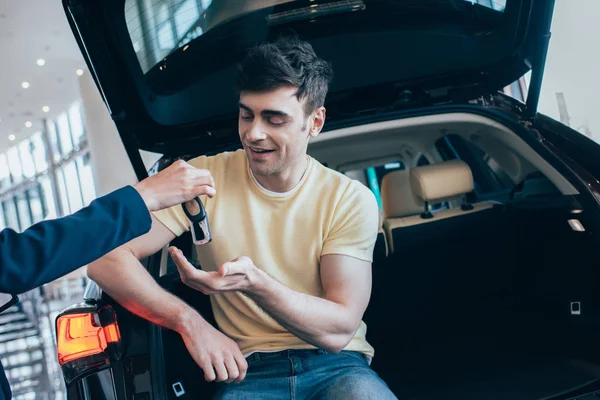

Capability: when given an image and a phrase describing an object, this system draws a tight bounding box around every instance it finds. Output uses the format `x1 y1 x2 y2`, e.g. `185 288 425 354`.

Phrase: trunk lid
63 0 555 172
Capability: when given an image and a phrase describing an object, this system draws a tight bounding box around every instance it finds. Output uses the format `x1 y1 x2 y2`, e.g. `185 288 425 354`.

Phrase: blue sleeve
0 185 152 294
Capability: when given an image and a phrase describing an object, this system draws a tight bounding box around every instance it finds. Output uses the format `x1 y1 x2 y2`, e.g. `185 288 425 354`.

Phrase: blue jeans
213 349 397 400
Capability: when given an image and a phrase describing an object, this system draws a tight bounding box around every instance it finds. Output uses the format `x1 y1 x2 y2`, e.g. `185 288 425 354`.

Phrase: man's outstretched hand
170 247 258 382
169 247 262 295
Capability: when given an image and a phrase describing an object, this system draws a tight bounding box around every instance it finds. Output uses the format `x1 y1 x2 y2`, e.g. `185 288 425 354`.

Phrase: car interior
151 112 600 399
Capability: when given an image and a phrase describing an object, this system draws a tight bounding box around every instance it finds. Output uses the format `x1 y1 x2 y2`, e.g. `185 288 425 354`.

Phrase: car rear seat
380 169 423 253
383 160 499 254
370 163 513 331
382 160 510 316
366 160 517 394
374 214 389 263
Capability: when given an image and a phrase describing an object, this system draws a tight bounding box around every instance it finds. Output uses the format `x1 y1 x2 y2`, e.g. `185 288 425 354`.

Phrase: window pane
158 22 175 49
503 78 526 103
57 113 73 154
417 155 431 166
39 177 57 220
57 169 71 215
154 1 170 24
30 132 48 173
435 135 514 197
48 121 62 162
18 139 36 178
7 147 23 183
174 0 200 38
16 192 32 230
125 0 286 73
64 162 83 213
28 187 44 224
68 102 85 145
77 154 96 206
465 0 506 11
0 204 5 230
127 1 147 67
0 155 10 191
2 199 19 231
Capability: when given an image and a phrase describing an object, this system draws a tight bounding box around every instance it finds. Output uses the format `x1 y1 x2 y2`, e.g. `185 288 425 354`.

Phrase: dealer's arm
0 160 214 294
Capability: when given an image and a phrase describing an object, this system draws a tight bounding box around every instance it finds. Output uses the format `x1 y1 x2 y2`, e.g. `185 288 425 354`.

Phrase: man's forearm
245 269 359 353
88 249 201 335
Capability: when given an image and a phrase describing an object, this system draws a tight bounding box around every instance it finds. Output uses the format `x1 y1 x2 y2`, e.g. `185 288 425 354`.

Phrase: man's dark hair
235 36 333 116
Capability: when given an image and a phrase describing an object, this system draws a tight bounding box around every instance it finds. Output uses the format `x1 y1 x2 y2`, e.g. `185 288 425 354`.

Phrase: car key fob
181 197 212 245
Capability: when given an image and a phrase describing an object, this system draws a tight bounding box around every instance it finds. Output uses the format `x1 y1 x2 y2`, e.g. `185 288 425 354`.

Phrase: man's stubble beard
248 154 283 177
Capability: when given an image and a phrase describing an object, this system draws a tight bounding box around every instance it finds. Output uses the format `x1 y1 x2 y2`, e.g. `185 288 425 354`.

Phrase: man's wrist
244 267 272 298
174 305 206 336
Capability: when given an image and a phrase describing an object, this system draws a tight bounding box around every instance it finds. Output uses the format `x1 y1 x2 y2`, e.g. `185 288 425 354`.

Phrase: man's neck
253 156 309 193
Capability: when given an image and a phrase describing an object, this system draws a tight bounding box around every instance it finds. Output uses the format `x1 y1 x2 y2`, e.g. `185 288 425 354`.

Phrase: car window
344 161 405 210
435 135 514 201
125 0 508 74
343 159 452 213
126 0 296 73
465 0 506 11
416 154 430 167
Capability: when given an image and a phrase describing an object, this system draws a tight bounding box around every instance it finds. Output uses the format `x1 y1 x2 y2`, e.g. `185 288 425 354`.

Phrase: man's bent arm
88 216 199 334
246 254 371 353
92 216 249 383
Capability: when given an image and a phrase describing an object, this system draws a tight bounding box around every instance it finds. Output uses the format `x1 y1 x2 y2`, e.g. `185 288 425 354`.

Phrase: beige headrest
410 160 474 203
381 169 424 219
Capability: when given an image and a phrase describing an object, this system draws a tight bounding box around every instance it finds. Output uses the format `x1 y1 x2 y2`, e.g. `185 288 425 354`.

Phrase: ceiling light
25 121 32 128
8 135 15 141
42 106 50 113
36 59 46 66
76 69 84 76
21 82 30 89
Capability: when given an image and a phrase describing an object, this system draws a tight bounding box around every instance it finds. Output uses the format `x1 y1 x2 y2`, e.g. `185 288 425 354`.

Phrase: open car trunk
365 177 600 399
151 112 600 399
64 0 555 170
155 188 600 399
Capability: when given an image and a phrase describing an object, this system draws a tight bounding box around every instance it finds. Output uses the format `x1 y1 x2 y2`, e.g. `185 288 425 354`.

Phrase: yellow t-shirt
153 149 379 357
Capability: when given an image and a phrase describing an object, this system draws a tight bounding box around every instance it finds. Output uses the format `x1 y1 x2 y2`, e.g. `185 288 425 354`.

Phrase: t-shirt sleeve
321 181 380 262
151 155 211 237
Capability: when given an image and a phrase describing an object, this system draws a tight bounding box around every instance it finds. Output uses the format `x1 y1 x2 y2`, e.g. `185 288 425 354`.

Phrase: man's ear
309 106 326 138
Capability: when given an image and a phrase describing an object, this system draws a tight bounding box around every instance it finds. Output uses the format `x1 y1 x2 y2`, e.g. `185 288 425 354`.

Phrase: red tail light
56 312 121 365
56 305 122 384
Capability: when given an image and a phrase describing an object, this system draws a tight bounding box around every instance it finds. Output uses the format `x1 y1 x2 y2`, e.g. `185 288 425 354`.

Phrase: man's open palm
169 247 257 295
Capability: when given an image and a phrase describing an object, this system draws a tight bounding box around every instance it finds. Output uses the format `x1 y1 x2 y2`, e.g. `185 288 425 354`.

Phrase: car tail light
56 305 122 384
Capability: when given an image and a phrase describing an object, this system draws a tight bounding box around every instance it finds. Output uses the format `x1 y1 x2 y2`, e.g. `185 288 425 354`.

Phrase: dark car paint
62 0 557 180
534 114 600 193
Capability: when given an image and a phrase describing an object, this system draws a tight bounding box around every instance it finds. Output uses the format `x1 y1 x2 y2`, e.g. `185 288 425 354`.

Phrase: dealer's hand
134 160 215 212
169 247 260 295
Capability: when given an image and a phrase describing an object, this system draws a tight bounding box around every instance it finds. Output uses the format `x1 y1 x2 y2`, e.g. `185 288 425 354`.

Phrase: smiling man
87 36 396 399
